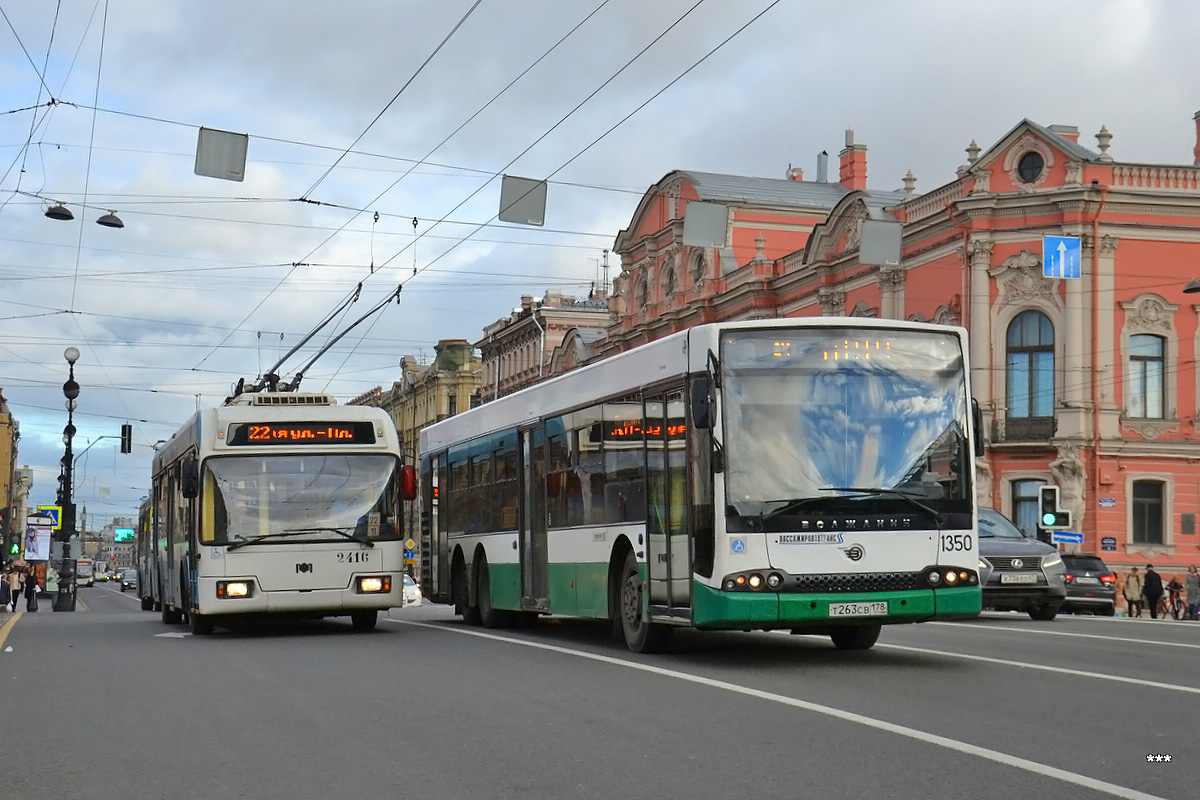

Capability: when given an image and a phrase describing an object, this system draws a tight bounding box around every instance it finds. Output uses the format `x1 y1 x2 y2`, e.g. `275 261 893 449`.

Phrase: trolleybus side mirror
181 457 199 499
400 465 417 502
690 377 713 429
972 398 985 457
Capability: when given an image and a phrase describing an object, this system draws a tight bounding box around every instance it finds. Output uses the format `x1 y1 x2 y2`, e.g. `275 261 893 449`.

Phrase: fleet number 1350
939 533 972 552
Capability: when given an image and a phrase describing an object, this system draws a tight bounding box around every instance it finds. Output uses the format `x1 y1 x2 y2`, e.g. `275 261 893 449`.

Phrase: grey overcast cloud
1 0 1198 527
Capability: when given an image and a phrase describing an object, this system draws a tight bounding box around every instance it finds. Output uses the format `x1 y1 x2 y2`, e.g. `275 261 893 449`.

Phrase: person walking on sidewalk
1185 565 1200 621
1123 567 1144 618
5 568 23 613
1143 564 1164 620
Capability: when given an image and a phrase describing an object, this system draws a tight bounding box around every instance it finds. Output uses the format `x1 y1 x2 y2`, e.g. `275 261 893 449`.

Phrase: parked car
121 571 139 592
402 574 421 606
978 507 1067 620
1060 553 1117 615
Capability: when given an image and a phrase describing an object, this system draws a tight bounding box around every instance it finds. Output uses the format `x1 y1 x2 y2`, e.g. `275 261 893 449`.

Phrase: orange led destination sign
226 421 377 446
599 419 686 441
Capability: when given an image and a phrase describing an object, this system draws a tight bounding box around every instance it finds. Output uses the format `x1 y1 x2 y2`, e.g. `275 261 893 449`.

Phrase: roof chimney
1048 124 1080 143
786 164 803 181
839 130 867 191
817 151 829 183
1194 111 1200 166
521 294 533 312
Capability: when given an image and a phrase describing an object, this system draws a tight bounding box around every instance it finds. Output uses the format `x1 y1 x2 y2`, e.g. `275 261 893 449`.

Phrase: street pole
54 346 80 612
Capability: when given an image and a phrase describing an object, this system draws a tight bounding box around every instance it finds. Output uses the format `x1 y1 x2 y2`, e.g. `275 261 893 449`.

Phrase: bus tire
829 624 881 650
460 560 481 626
140 595 153 611
189 611 214 635
477 557 515 629
351 610 378 631
617 550 672 653
161 603 182 625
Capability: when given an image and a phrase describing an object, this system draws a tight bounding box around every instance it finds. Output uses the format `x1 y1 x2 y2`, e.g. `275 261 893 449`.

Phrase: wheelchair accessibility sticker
730 538 746 554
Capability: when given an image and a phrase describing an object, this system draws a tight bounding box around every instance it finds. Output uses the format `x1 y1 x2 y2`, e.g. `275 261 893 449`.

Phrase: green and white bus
420 318 984 652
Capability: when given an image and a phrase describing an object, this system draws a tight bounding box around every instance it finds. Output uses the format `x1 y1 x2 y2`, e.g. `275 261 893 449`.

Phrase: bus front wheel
617 550 671 654
351 610 378 631
189 611 214 635
829 624 881 650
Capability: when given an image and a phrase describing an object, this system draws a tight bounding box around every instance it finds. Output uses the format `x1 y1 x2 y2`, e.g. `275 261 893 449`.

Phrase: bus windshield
721 327 971 518
201 453 401 544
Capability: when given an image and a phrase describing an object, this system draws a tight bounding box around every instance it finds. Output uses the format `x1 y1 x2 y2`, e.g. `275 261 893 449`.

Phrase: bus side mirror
400 465 417 502
690 377 713 429
181 458 199 499
972 399 985 457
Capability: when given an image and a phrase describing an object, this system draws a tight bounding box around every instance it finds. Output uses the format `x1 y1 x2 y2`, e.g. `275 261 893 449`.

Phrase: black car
1060 553 1117 615
978 507 1067 620
120 571 139 592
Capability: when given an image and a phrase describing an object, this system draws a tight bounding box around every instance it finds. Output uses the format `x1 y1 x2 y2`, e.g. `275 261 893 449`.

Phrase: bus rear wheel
477 558 516 628
829 624 881 650
161 603 182 625
140 595 153 611
351 610 378 631
617 550 671 653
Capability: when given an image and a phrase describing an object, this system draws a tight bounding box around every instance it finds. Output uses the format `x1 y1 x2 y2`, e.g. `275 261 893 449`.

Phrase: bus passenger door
519 425 549 610
646 391 691 615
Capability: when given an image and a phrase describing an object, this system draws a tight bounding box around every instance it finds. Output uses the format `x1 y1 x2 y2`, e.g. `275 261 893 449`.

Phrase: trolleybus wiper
283 526 376 547
758 496 844 520
819 487 946 525
225 531 310 551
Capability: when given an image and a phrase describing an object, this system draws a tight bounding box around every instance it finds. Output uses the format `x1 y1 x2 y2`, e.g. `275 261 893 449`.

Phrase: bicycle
1159 588 1185 620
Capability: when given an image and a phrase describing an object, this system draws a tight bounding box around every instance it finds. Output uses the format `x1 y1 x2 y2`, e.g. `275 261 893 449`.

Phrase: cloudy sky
1 0 1197 528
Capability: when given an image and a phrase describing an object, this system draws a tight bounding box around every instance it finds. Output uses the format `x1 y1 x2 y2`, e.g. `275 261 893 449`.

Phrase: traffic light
120 423 132 454
1038 484 1072 530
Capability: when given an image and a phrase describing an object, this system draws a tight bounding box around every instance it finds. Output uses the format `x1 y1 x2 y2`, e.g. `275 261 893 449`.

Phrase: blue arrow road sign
1043 235 1081 279
1050 531 1084 545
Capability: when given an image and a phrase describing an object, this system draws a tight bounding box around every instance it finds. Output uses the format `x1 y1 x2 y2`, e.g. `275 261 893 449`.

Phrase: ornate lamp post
54 346 81 612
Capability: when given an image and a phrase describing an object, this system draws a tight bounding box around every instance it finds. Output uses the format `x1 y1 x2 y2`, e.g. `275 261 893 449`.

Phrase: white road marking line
386 619 1167 800
872 642 1200 695
930 621 1200 650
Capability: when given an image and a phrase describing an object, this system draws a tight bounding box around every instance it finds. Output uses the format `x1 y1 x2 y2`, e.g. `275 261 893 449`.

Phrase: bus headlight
216 580 253 598
357 576 392 594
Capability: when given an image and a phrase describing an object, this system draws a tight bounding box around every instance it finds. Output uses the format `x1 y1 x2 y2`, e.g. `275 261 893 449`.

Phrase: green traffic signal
8 541 17 555
1042 512 1057 526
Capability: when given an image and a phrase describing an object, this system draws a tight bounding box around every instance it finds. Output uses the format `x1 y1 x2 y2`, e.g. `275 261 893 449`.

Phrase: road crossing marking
387 619 1169 800
930 621 1200 650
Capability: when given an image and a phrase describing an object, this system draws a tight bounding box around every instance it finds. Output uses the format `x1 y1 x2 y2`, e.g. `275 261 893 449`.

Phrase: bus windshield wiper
282 526 375 548
759 496 844 520
225 530 308 551
820 487 946 525
225 527 373 551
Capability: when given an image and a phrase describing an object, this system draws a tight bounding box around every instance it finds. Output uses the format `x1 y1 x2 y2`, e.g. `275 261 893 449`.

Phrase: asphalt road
2 582 1194 800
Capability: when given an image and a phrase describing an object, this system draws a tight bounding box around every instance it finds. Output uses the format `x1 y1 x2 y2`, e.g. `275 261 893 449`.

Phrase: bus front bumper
195 576 402 616
691 581 981 629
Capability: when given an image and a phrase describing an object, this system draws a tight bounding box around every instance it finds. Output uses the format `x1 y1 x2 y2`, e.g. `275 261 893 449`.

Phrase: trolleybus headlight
927 571 941 585
216 580 253 598
945 571 958 584
747 573 764 590
357 576 392 594
766 572 783 590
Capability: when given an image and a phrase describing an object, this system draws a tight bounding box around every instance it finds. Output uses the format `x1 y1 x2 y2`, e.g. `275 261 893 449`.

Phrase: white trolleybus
146 391 415 634
420 318 984 652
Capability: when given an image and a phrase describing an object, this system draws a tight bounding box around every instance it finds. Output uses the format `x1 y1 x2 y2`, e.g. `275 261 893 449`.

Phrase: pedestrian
1123 567 1144 618
5 568 22 613
1185 565 1200 621
23 569 38 612
1143 563 1164 620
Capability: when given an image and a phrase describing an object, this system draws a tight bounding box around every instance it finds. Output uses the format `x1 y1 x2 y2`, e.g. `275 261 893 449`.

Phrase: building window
1005 310 1054 438
663 267 675 297
1016 151 1044 183
1131 480 1164 544
1011 479 1043 536
690 250 707 283
448 395 457 417
1127 334 1165 418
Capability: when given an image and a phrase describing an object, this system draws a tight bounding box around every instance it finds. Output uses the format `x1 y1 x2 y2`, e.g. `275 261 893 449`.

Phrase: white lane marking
930 621 1200 650
873 642 1200 696
386 619 1166 800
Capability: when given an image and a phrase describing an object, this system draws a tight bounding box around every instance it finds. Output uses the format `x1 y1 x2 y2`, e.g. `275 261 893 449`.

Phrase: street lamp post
54 346 81 612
